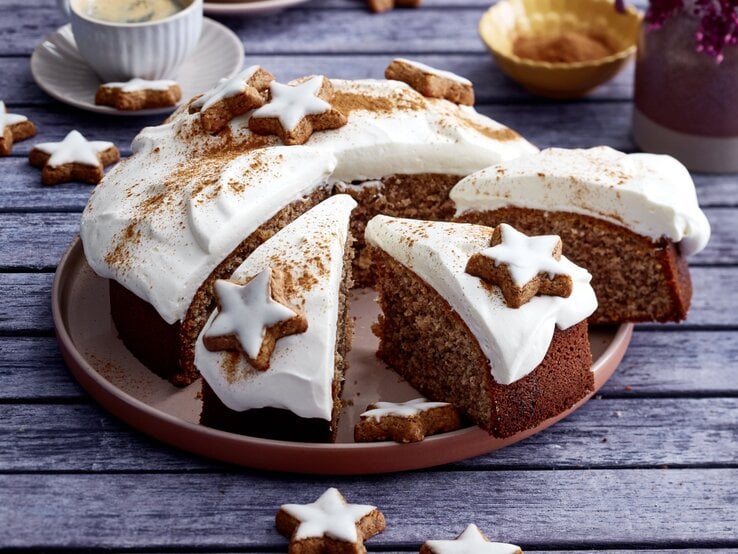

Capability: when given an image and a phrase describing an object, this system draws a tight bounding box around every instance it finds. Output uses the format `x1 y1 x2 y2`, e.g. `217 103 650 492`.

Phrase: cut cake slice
195 195 357 442
365 215 598 438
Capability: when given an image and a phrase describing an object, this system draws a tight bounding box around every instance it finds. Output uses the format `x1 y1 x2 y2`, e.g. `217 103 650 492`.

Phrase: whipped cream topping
451 146 711 256
34 130 114 168
0 101 28 133
102 78 178 92
361 398 451 421
194 195 356 420
365 216 597 385
424 524 521 554
81 76 536 324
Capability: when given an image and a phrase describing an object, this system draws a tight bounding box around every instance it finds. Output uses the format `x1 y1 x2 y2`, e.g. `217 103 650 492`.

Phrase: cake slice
450 146 712 323
195 195 357 442
365 216 598 438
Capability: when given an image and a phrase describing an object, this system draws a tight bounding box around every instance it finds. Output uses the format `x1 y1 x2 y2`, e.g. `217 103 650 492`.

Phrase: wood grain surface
0 0 736 551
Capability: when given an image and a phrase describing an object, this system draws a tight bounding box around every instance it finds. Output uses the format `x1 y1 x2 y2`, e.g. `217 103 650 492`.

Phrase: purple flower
622 0 738 61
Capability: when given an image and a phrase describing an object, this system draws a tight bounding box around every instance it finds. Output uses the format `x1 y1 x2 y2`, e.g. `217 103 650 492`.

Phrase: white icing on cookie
361 398 450 421
394 58 472 85
424 524 521 554
478 224 568 286
102 78 178 92
281 488 376 542
251 76 331 132
205 269 301 359
33 130 114 168
365 216 597 385
451 146 711 257
195 195 356 420
0 101 29 134
191 66 262 112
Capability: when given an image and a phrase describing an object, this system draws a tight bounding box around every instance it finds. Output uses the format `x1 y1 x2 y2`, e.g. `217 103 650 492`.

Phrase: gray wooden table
1 0 737 550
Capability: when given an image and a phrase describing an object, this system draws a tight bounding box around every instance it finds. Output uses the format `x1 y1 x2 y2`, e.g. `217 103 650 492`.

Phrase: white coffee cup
57 0 203 82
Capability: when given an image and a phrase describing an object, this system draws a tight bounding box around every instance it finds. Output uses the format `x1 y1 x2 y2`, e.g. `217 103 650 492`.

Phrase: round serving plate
31 19 244 116
53 237 633 475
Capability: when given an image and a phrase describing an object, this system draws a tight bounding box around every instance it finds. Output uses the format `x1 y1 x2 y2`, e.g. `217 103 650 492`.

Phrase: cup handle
57 0 72 18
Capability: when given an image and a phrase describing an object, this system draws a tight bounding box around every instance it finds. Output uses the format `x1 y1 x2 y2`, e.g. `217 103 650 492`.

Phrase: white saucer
203 0 311 16
30 18 245 116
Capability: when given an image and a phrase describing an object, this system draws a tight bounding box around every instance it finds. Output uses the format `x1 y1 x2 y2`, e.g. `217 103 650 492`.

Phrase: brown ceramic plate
52 237 633 475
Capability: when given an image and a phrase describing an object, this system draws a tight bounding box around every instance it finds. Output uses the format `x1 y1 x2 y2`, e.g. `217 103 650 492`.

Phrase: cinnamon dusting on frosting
333 89 426 115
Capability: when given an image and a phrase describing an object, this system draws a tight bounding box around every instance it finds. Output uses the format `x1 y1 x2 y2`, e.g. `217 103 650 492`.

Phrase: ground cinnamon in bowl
513 31 613 63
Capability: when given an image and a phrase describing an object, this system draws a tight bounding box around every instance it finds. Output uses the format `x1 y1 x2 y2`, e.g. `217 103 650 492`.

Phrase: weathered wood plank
4 209 732 270
1 54 635 107
1 267 736 334
2 331 737 402
1 469 736 548
1 398 736 472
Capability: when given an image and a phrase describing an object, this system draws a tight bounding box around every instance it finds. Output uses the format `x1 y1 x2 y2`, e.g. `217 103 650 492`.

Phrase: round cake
79 60 710 443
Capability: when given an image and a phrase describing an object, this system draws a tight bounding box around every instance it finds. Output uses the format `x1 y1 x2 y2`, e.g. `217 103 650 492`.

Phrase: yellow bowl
479 0 642 98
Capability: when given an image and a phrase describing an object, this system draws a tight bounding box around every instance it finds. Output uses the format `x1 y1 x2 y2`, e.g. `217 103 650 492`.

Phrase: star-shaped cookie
276 488 386 554
465 223 573 308
421 524 522 554
95 78 182 111
28 130 120 185
385 59 475 105
189 65 274 133
202 267 308 371
248 75 347 145
354 398 462 443
0 101 37 156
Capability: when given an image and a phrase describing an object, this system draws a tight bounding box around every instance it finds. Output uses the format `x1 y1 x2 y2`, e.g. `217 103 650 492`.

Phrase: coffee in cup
73 0 190 24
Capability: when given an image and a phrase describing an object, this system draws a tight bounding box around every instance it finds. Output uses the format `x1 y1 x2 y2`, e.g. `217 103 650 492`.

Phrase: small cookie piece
385 58 475 105
95 78 182 111
248 75 347 145
367 0 421 13
465 223 573 309
203 267 308 371
28 130 119 185
421 524 522 554
354 398 462 443
189 65 274 133
276 487 386 554
0 101 37 156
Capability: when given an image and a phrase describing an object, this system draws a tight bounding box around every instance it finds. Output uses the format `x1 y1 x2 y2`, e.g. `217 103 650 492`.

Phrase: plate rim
30 18 245 116
52 235 633 474
203 0 311 15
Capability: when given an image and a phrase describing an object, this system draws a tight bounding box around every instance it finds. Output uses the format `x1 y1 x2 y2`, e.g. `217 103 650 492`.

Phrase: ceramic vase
632 14 738 173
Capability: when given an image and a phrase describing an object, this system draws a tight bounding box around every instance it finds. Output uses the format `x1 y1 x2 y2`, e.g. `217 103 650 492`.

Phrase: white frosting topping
451 146 711 256
365 216 597 385
479 224 568 286
281 488 377 542
34 130 114 168
205 269 301 360
81 77 536 325
102 78 178 93
191 65 261 112
0 101 28 133
252 76 331 131
394 58 472 85
361 398 451 421
195 195 356 420
425 524 521 554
